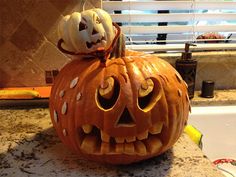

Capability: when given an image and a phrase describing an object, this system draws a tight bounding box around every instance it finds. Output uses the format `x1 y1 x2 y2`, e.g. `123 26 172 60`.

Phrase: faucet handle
184 43 197 52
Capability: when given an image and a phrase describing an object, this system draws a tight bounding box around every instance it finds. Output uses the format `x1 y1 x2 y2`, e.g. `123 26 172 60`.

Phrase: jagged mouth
86 36 106 49
78 121 164 156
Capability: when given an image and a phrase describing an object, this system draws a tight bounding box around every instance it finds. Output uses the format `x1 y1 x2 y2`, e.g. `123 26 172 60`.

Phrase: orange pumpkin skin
49 50 190 164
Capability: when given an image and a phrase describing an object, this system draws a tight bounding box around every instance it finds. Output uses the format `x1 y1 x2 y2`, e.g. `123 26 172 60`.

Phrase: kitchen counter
0 108 224 177
191 89 236 106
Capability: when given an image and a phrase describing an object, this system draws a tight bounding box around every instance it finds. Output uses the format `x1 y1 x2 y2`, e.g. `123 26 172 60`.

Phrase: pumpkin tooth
101 142 110 154
125 136 136 143
115 143 124 154
149 121 163 135
80 135 97 153
144 137 162 154
137 130 148 140
101 130 110 143
82 124 93 134
134 141 147 156
115 137 125 143
124 143 135 155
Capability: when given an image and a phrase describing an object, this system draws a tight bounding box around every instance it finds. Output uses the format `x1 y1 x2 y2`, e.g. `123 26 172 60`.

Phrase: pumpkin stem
96 23 125 66
96 48 107 64
110 24 126 59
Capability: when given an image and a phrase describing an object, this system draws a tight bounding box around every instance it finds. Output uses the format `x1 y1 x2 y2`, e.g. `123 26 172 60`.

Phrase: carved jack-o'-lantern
58 8 115 53
50 9 190 165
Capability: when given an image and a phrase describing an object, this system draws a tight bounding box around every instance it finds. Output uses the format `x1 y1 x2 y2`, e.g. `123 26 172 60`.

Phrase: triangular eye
79 22 87 31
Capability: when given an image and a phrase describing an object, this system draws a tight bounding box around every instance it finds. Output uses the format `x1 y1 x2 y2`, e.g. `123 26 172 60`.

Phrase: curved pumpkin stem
98 77 115 99
138 79 154 97
80 0 87 11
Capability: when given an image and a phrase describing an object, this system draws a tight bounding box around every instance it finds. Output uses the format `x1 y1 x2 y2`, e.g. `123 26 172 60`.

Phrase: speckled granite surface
191 89 236 106
0 108 224 177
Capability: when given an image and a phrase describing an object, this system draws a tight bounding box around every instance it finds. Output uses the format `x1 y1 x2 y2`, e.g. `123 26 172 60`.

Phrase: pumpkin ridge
121 54 153 133
133 57 166 115
144 59 170 126
63 65 89 152
50 63 79 152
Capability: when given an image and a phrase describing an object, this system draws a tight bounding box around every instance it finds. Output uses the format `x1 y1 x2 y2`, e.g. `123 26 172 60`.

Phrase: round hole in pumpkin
138 78 162 112
96 76 120 110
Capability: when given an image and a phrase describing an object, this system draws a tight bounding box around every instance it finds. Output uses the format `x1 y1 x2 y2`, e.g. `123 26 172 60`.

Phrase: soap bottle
175 43 197 99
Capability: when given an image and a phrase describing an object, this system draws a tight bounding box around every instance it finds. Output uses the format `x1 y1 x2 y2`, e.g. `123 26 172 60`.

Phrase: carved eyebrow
82 17 87 22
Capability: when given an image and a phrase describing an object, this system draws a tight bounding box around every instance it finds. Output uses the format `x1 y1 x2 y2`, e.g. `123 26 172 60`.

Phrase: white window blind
102 0 236 52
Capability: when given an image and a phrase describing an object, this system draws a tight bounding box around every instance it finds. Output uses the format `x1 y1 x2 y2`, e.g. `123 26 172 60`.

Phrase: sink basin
189 105 236 160
189 105 236 176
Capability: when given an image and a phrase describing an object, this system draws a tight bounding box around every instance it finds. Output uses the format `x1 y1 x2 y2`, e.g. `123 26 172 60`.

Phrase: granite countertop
191 89 236 106
0 108 224 177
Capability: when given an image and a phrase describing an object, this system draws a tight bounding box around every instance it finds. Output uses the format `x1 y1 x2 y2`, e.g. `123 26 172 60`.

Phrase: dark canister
201 80 215 98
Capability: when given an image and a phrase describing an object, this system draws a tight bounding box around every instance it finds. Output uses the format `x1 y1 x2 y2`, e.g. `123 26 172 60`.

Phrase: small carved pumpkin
50 9 190 164
58 8 115 53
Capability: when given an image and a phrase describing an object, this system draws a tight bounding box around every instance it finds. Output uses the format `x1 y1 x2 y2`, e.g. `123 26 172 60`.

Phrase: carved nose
116 107 136 127
92 28 98 35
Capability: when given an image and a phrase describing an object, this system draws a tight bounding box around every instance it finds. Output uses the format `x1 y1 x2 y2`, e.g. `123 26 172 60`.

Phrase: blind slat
126 43 236 52
103 1 236 11
127 34 192 41
111 13 236 23
121 25 236 34
126 38 236 45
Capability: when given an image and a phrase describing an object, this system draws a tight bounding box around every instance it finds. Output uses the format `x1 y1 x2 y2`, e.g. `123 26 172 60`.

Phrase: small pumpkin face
58 9 115 53
49 51 190 164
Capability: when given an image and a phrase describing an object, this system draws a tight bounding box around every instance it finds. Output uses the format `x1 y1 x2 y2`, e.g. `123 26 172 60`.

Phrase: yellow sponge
0 90 40 99
184 125 203 148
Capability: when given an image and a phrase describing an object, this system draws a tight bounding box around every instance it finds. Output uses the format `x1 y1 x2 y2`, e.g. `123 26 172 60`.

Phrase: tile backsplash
0 0 235 91
0 0 100 87
158 51 236 90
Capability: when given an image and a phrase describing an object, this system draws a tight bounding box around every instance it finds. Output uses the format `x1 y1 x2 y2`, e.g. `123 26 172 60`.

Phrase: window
102 0 236 52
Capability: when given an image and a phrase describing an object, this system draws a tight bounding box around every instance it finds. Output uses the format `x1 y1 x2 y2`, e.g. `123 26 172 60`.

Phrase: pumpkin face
58 9 115 53
49 50 190 164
